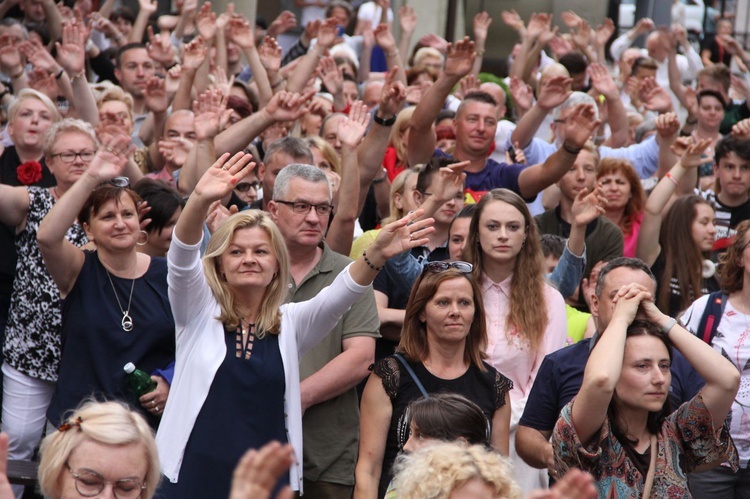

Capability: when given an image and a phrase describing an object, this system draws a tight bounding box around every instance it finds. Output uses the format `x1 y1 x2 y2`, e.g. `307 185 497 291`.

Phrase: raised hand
20 40 60 74
229 442 294 499
194 151 255 202
267 10 297 38
655 112 680 139
318 56 343 95
195 3 217 41
500 9 525 36
455 73 480 100
369 209 435 261
144 76 169 113
537 75 573 111
337 101 371 148
87 134 135 182
263 90 315 123
563 103 601 148
399 5 417 35
379 66 407 117
58 21 88 75
27 68 56 95
594 18 615 47
676 137 713 168
193 88 230 141
610 282 654 325
526 12 552 41
374 23 397 52
227 15 255 49
571 185 606 227
317 17 341 50
640 77 673 113
572 20 592 50
731 117 750 140
182 36 207 69
547 35 574 59
560 11 582 29
0 35 22 74
443 36 475 79
473 11 492 42
158 137 191 165
216 3 234 32
634 17 655 36
206 200 238 235
587 63 618 99
719 34 744 56
429 161 468 202
509 76 533 115
146 26 176 67
258 36 282 73
138 0 158 15
302 19 321 46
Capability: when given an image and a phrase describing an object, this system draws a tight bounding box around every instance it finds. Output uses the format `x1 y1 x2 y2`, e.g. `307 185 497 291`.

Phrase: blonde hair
42 118 99 158
413 47 444 71
8 88 60 124
202 210 290 334
306 135 341 175
389 107 416 168
392 442 521 499
97 86 135 118
383 166 421 224
38 400 160 499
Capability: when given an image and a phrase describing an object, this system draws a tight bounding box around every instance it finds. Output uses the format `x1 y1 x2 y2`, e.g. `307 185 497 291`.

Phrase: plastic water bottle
123 362 157 396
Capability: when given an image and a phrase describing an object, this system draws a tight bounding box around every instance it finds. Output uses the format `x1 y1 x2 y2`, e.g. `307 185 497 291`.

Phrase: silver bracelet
660 317 677 335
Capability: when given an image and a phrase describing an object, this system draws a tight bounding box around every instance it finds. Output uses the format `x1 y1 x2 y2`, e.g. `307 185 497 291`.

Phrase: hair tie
58 417 83 432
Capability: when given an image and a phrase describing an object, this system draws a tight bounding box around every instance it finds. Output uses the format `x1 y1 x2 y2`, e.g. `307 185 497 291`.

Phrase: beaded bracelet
363 249 383 271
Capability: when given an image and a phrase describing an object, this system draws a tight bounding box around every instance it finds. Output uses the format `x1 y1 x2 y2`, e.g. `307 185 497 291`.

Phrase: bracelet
372 168 388 184
362 249 383 271
660 317 677 335
373 114 397 127
55 67 65 80
665 171 679 187
9 66 25 79
562 141 582 155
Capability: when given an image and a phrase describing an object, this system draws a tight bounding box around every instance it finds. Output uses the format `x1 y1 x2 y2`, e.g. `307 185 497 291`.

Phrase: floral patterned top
552 393 738 498
4 187 88 381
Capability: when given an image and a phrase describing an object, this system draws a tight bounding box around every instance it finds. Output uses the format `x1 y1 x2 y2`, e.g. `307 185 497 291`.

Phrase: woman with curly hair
597 158 646 258
463 188 567 492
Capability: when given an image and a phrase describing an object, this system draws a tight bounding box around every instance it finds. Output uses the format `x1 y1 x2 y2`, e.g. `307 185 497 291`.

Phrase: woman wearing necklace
0 119 103 496
680 220 750 495
155 151 434 497
37 132 175 433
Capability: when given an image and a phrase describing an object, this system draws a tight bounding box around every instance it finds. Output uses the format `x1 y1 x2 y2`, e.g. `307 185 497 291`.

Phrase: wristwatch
373 113 397 127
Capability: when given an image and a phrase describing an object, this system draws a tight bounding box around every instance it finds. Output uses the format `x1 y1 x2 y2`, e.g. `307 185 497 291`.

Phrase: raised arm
326 101 370 255
407 37 475 166
588 63 627 148
373 23 406 85
286 17 338 93
56 20 99 125
510 75 572 149
130 0 158 43
397 5 416 65
636 137 710 266
0 185 31 229
227 15 272 105
37 135 134 297
471 12 492 77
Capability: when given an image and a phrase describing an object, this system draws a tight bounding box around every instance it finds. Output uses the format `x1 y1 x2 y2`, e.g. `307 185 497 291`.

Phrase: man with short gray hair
251 137 314 211
269 164 379 497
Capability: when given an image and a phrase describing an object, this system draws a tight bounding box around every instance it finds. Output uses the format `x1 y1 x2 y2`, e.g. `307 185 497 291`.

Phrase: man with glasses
268 163 379 498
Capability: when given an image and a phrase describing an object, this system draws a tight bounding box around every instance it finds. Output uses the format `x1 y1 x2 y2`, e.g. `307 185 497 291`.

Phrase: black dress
159 326 288 499
372 356 513 499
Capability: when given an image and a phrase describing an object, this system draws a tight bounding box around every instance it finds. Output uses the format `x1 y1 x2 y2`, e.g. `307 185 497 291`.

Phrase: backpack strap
393 353 429 398
696 291 728 344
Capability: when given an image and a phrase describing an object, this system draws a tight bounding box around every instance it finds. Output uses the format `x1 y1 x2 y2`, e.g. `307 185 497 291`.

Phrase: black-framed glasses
423 261 473 274
66 465 146 498
235 180 260 193
275 200 334 216
51 150 97 163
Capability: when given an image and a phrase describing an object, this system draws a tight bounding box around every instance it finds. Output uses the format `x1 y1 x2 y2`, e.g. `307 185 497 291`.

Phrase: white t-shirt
357 1 393 25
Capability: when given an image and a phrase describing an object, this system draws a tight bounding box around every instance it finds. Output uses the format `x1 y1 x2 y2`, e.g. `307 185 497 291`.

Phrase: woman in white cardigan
156 152 434 497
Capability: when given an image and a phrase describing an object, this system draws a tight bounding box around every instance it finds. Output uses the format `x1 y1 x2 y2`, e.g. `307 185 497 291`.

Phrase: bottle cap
123 362 135 374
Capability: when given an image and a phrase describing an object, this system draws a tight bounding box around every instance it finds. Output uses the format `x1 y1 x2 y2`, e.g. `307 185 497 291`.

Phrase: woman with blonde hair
382 107 416 181
156 152 433 497
464 188 567 492
38 400 160 499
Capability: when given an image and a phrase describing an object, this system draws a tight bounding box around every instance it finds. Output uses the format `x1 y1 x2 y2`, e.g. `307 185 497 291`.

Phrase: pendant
122 312 134 332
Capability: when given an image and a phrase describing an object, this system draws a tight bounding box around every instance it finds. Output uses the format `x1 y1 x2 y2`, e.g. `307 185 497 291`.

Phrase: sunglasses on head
423 261 473 274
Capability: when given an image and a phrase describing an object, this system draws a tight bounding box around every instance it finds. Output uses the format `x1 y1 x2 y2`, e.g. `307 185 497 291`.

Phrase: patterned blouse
4 187 88 381
552 393 738 498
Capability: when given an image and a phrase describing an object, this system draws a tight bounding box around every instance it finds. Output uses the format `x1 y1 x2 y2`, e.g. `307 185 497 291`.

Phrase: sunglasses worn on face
235 181 260 193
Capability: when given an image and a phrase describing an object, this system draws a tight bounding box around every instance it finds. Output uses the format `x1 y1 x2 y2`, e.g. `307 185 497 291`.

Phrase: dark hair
608 320 672 446
449 205 475 242
720 219 750 294
436 109 456 124
657 195 712 313
132 179 184 234
78 184 142 227
226 95 253 120
698 63 731 93
697 89 728 110
325 0 354 23
397 268 487 370
416 156 459 194
630 57 658 76
110 7 136 24
715 135 750 164
559 52 589 75
116 43 147 69
264 136 313 164
407 68 437 85
597 159 646 236
595 257 657 299
540 234 566 260
401 394 490 449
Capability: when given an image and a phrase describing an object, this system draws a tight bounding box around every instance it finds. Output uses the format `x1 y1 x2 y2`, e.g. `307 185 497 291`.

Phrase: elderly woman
37 133 175 430
155 152 433 497
38 400 161 499
354 263 513 499
0 119 95 497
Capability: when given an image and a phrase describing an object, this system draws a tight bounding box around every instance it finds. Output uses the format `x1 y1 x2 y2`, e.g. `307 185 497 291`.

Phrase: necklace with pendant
106 267 136 332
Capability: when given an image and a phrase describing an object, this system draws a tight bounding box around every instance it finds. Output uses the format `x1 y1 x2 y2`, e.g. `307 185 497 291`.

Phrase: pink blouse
481 274 568 406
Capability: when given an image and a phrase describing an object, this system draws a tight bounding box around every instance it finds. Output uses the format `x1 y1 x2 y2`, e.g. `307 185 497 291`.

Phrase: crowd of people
0 0 748 497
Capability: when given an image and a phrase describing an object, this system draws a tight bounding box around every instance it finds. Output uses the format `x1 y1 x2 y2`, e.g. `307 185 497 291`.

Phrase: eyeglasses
275 200 334 216
66 465 146 498
423 261 473 274
235 180 260 193
51 150 97 163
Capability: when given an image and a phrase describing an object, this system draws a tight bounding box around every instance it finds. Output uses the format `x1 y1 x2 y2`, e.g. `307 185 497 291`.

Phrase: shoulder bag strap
393 353 429 398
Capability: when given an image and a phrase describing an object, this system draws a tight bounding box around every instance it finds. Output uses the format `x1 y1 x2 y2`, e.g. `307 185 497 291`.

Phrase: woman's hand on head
609 282 653 326
86 134 134 183
369 209 435 262
193 152 255 202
